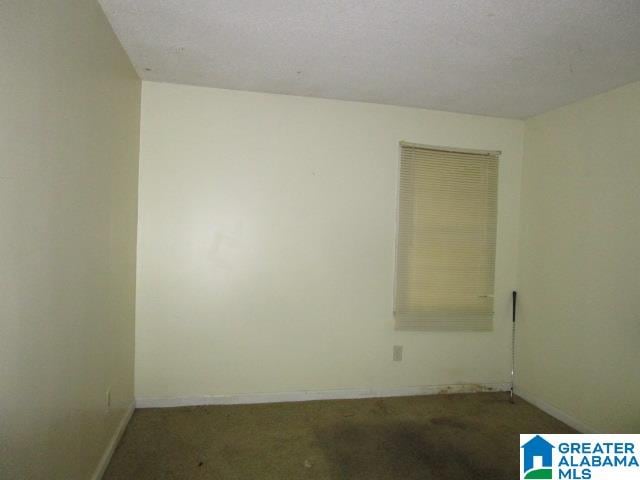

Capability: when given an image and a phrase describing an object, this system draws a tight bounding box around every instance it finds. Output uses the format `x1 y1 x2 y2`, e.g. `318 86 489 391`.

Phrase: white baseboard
91 401 135 480
515 386 597 433
136 382 511 409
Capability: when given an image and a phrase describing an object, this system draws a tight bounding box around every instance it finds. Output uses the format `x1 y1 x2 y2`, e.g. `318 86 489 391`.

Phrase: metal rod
510 290 517 404
399 141 502 157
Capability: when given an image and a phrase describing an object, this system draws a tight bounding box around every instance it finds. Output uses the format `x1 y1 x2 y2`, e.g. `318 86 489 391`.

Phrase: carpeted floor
104 392 574 480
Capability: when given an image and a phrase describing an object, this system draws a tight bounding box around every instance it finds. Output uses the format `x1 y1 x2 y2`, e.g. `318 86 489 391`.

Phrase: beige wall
135 81 524 401
0 1 140 479
517 81 640 433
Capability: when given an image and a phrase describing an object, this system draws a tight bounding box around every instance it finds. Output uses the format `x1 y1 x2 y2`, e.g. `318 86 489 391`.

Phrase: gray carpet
104 392 574 479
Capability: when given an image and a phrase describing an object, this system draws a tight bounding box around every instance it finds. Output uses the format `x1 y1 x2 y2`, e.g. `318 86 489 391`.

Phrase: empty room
2 1 639 479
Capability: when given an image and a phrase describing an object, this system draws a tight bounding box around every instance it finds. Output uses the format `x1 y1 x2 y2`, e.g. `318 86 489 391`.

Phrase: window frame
392 141 501 331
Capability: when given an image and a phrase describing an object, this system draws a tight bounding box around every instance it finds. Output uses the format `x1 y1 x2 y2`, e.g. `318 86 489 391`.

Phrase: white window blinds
394 143 499 331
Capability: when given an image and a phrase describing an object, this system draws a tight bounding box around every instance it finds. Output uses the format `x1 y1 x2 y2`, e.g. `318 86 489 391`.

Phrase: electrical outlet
106 388 112 412
393 345 403 362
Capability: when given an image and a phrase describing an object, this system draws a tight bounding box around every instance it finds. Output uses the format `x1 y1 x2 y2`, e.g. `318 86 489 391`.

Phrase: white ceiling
99 0 640 118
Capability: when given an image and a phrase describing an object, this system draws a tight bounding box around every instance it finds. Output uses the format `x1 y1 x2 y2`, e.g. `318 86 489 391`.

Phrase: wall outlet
393 345 403 362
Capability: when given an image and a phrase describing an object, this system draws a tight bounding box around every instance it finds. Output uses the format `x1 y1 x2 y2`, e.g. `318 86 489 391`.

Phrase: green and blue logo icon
521 433 640 479
521 435 554 479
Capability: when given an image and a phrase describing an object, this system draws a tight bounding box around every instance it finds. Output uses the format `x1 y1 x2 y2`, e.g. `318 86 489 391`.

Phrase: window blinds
394 143 499 331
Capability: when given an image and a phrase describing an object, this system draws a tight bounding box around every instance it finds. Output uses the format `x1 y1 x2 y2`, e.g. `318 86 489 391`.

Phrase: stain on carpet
315 420 505 479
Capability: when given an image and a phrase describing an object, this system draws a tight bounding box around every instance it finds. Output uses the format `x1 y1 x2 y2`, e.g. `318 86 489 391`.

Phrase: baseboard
515 386 597 433
91 401 135 480
136 382 511 408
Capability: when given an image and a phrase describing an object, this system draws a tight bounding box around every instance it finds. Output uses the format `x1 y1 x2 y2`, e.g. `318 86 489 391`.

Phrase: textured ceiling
99 0 640 118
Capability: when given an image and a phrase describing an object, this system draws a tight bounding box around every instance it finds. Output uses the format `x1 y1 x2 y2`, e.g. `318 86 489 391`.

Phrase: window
394 142 499 331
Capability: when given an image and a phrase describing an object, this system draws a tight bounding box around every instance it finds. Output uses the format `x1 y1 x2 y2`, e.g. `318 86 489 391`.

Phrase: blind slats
395 144 499 331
